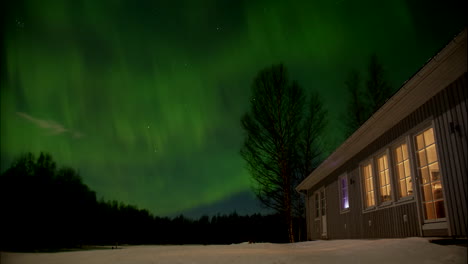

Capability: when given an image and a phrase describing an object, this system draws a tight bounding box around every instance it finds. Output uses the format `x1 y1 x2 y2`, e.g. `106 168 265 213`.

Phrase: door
313 188 327 239
414 127 447 223
320 188 327 237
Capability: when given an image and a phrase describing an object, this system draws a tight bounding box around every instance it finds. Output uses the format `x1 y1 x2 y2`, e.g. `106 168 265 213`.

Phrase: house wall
306 73 467 239
434 72 467 237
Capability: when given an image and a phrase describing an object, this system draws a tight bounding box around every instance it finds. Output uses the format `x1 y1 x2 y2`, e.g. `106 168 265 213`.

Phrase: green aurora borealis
1 0 465 216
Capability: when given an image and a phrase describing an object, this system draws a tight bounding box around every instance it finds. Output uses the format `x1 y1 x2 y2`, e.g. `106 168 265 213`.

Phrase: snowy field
1 237 466 264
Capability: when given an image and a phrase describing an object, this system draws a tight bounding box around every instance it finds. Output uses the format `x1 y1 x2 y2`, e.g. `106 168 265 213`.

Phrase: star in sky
1 0 465 217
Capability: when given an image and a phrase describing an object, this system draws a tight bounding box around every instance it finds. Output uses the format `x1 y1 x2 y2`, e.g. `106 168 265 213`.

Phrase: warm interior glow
416 128 445 220
377 154 392 203
362 163 375 208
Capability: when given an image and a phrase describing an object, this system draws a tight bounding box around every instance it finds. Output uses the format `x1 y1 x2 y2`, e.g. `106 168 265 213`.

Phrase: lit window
394 142 413 198
376 154 392 203
415 127 445 221
339 174 350 211
362 162 375 208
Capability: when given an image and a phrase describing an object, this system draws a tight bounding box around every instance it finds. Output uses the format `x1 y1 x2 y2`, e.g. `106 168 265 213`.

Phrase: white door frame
319 187 327 238
412 126 449 233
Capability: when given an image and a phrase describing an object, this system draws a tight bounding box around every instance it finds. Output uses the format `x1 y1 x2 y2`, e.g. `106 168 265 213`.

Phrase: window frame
374 149 394 206
314 192 320 220
338 173 350 213
413 126 447 223
392 136 415 202
360 159 377 211
357 121 450 217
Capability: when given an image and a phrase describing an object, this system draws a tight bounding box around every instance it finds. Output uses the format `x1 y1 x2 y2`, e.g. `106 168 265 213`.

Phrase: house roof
296 28 467 192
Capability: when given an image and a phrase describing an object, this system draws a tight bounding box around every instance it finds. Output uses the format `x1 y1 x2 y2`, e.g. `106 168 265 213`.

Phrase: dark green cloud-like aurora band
1 0 464 216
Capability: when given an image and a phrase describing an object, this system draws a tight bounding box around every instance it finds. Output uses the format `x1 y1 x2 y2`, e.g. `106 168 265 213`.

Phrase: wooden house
296 29 467 239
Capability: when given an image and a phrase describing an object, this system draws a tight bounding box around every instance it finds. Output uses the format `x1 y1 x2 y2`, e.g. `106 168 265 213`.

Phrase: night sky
1 0 465 217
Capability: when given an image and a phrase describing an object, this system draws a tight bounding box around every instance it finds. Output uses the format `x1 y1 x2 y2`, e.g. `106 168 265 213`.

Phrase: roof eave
296 28 467 192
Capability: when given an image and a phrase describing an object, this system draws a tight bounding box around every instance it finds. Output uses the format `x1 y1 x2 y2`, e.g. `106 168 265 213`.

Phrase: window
415 127 445 221
376 153 392 203
314 193 320 219
339 174 350 211
394 142 413 198
320 189 326 216
362 162 375 208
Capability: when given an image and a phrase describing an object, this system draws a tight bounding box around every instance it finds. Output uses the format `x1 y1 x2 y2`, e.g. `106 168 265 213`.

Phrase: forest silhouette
0 152 304 251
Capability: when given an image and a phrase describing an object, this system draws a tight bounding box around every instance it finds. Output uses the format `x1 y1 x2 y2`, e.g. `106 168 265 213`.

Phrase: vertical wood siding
433 73 468 237
306 73 467 239
316 169 419 239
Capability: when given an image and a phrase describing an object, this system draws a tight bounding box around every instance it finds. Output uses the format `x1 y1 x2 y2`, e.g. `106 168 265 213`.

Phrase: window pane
429 162 440 182
321 198 325 215
383 156 388 169
424 202 436 220
432 182 443 200
379 171 385 186
380 186 386 196
315 196 319 217
399 179 407 197
420 167 430 184
424 128 435 146
397 163 405 179
404 160 411 177
395 147 403 163
422 184 433 202
416 134 425 150
340 175 349 210
434 200 445 218
344 198 349 209
381 188 390 202
416 128 445 221
402 143 408 160
417 150 427 167
343 194 349 209
362 163 375 208
426 145 437 164
385 170 390 185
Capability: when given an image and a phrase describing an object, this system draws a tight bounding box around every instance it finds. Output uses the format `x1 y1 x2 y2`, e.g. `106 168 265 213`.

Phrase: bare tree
241 64 327 242
293 91 327 217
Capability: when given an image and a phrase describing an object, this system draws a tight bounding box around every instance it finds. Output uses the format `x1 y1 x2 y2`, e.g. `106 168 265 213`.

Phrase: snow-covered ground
1 237 466 264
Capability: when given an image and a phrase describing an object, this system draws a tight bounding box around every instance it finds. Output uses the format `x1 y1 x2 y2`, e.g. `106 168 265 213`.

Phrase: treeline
0 152 297 251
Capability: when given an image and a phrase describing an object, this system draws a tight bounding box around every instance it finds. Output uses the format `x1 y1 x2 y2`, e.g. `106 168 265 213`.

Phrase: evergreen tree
343 54 392 137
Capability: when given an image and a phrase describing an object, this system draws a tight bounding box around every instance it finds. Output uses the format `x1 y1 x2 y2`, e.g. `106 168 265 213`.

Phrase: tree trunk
284 187 295 243
287 214 294 243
